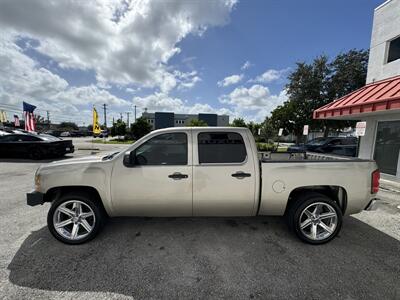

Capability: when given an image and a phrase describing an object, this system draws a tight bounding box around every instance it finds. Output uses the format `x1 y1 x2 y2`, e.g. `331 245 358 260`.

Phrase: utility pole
134 105 137 122
126 112 130 128
46 111 50 129
103 104 108 128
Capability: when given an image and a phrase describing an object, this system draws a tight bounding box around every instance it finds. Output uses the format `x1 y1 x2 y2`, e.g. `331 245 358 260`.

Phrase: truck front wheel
287 193 342 244
47 192 105 244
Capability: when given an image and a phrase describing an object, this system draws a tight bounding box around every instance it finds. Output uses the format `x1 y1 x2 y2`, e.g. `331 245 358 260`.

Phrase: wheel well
285 185 347 215
44 186 108 216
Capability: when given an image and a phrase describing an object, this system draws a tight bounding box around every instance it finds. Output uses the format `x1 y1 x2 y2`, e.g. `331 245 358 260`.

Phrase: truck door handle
168 172 188 180
231 171 251 179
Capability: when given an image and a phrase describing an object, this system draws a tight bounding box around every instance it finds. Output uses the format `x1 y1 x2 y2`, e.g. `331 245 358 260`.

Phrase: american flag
14 115 20 127
23 102 36 132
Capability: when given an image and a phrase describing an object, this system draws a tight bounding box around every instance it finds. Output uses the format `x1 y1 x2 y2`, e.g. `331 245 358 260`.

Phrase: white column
358 118 377 160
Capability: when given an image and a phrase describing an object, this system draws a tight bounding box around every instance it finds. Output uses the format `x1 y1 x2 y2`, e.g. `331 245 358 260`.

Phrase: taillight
371 169 380 194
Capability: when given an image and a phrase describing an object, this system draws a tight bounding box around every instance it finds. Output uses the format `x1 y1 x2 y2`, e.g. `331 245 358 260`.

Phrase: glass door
374 121 400 176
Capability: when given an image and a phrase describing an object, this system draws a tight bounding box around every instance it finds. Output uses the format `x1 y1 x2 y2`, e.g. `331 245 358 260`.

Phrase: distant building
141 111 229 130
314 0 400 179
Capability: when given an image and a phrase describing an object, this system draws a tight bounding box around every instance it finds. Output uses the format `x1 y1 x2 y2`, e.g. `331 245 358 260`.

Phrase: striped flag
23 101 36 132
14 115 20 127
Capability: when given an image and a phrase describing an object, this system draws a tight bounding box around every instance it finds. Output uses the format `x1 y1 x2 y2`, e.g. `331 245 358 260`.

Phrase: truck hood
40 154 106 169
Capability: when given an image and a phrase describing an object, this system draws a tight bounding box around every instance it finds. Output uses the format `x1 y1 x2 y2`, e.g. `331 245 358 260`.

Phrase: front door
111 131 192 216
193 131 257 216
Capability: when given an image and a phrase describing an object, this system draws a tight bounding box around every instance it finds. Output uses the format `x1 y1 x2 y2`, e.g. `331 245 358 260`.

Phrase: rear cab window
198 132 247 164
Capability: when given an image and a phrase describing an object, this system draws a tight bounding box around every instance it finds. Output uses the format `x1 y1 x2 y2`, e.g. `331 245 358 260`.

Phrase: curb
77 148 100 151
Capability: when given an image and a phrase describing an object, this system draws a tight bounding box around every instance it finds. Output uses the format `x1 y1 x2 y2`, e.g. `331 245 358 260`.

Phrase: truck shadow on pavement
8 216 400 299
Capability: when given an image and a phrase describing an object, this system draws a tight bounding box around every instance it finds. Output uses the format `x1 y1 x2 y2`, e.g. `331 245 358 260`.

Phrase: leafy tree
34 114 46 124
269 49 368 142
260 117 277 142
231 118 247 127
327 49 369 100
247 121 262 138
130 117 152 139
111 119 126 137
87 124 93 132
58 122 79 131
188 119 208 127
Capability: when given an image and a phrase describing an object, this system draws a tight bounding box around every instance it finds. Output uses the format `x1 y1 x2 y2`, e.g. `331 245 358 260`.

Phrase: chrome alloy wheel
53 200 96 241
299 202 338 241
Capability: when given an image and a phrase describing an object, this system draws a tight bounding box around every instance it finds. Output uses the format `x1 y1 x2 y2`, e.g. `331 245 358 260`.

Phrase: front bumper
27 191 45 206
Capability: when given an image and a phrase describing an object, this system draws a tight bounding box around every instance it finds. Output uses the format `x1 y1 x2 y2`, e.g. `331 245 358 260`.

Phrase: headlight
34 172 41 191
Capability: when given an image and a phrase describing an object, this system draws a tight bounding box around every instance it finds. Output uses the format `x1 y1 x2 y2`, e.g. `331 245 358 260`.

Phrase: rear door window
198 132 247 164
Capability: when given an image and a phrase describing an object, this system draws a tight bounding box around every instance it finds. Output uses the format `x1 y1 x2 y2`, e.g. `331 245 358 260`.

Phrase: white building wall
358 0 400 178
366 0 400 83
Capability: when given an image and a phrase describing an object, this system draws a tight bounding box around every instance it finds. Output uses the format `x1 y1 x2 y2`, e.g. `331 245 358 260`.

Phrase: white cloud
251 68 289 83
0 36 129 125
241 61 252 70
132 93 233 116
219 84 287 122
217 74 243 87
174 70 202 90
0 0 237 92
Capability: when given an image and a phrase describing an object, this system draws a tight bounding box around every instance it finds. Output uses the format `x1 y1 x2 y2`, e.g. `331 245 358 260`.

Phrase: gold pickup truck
27 127 380 245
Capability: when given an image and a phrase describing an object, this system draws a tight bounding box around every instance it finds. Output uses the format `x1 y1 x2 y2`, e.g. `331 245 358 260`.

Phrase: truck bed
259 151 362 162
258 151 377 217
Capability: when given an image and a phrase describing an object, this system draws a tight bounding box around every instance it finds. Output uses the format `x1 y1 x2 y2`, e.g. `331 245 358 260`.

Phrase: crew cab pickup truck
27 127 380 245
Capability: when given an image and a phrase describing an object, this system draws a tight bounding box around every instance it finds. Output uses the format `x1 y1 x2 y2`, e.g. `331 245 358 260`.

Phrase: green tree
269 49 368 142
110 119 126 137
130 117 152 139
188 119 208 126
247 121 261 137
58 122 79 131
260 117 277 142
231 118 246 127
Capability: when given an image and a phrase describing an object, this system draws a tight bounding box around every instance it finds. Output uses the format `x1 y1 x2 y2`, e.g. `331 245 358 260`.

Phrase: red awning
313 75 400 119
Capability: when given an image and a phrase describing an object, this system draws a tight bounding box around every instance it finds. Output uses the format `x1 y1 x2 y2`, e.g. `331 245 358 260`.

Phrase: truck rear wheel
287 193 342 244
47 192 104 244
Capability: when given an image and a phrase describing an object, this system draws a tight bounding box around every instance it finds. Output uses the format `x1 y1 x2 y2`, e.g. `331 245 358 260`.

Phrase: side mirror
123 150 136 167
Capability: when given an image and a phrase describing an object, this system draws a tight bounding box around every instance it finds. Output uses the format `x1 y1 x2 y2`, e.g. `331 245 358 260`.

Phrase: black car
0 133 74 160
288 137 358 157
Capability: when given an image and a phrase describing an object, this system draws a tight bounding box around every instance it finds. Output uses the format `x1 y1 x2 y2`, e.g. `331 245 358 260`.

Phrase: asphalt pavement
0 139 399 299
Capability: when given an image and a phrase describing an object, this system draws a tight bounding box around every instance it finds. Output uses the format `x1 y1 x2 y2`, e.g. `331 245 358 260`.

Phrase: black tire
286 192 342 245
47 192 105 245
29 147 44 160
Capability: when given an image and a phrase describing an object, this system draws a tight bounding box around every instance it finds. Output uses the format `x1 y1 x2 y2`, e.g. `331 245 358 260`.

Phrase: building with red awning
314 0 400 179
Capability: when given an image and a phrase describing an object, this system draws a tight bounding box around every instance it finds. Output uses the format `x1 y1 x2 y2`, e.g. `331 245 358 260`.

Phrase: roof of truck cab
151 127 250 133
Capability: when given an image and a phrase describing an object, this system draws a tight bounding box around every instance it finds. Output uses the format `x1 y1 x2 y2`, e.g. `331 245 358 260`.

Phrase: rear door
193 130 257 216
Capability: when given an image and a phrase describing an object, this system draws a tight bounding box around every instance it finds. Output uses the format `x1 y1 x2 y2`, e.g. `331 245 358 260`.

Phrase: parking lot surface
0 140 399 299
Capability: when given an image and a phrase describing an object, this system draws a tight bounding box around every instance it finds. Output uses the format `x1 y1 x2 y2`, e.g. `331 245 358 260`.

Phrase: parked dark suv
288 137 358 157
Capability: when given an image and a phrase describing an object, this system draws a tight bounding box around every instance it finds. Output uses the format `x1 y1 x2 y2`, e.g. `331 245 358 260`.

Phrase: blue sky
0 0 384 125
